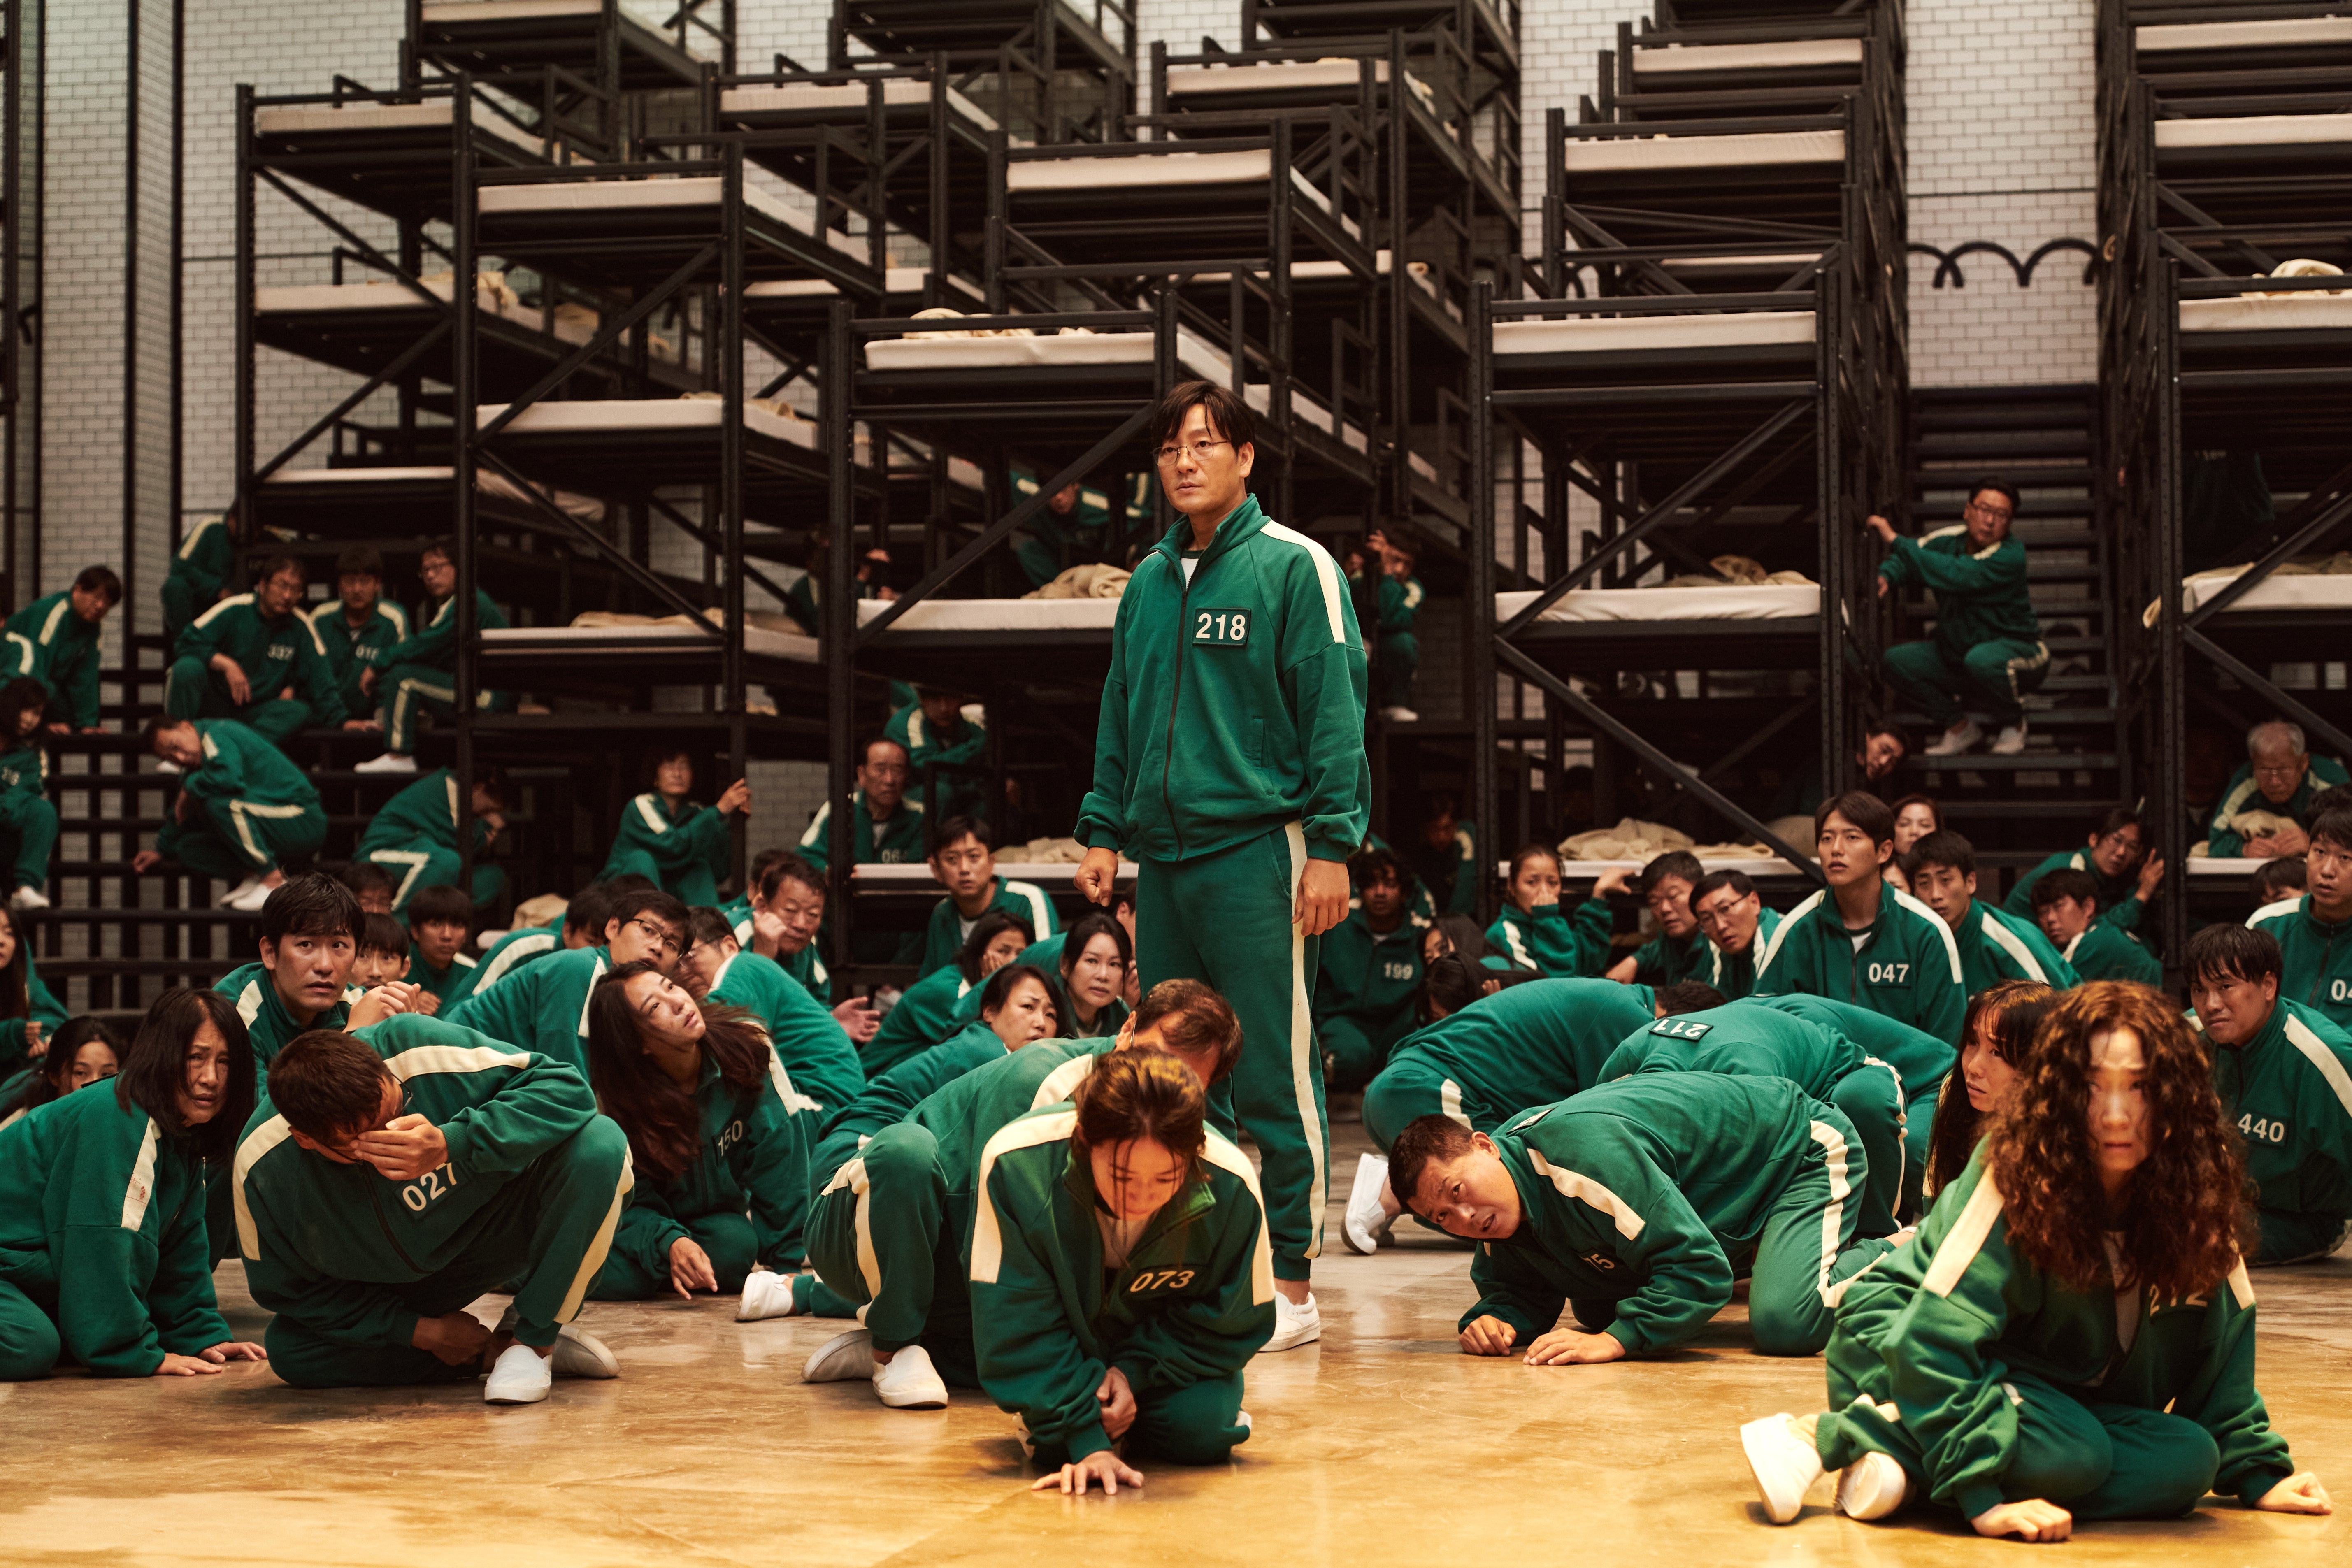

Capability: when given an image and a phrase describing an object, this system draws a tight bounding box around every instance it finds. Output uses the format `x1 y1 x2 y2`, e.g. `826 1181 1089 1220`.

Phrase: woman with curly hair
1920 980 2057 1200
1740 981 2333 1539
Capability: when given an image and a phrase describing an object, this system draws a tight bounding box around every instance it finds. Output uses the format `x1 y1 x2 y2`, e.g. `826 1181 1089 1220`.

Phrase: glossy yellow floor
4 1121 2348 1567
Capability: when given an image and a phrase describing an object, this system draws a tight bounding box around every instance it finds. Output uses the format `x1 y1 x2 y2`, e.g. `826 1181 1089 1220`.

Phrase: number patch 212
1193 609 1250 646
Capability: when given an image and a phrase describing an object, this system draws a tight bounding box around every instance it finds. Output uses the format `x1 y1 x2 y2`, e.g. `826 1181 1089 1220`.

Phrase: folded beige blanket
1006 835 1088 863
1658 555 1817 589
1559 818 1776 862
571 609 807 636
1024 564 1130 600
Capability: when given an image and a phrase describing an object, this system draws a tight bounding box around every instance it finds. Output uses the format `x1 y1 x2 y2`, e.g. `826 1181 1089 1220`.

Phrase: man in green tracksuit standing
137 718 328 912
445 890 688 1073
356 541 510 774
308 545 409 728
4 567 120 733
165 555 347 749
1870 477 2047 758
2248 806 2352 1029
887 687 988 818
1313 848 1424 1092
1393 1073 1892 1361
1074 381 1369 1352
355 767 508 913
1906 831 2078 993
161 512 237 646
233 1017 630 1399
2031 870 2163 986
1692 871 1783 1001
1753 793 1966 1046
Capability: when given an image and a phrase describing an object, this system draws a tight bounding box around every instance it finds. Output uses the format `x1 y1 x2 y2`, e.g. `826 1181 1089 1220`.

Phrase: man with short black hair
2002 805 2159 933
1906 830 2075 992
1314 847 1424 1092
916 816 1055 979
1691 871 1781 1001
164 554 346 749
309 544 408 730
3 565 121 733
1606 850 1708 987
2029 869 2161 985
355 765 508 915
402 884 478 1009
340 862 397 916
444 888 688 1071
134 716 329 912
1405 794 1480 918
356 541 511 774
1871 477 2045 758
799 736 926 873
2186 924 2352 1263
886 686 988 819
2206 720 2350 859
2249 806 2352 1029
1752 792 1966 1045
212 873 414 1083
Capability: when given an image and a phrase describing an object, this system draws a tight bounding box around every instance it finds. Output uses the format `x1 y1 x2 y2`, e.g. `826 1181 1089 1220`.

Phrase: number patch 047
1192 609 1250 647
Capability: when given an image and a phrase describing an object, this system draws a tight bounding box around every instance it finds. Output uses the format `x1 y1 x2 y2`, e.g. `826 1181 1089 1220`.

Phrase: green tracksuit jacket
916 876 1058 978
886 698 988 817
600 792 730 902
1818 1152 2294 1519
356 769 494 866
1627 929 1708 987
812 1021 1009 1180
0 955 69 1080
1486 898 1613 977
307 599 409 722
380 588 508 673
1404 820 1481 918
2248 894 2352 1030
1364 978 1657 1146
779 942 830 1004
1009 929 1067 981
797 789 926 871
2204 756 2351 857
1313 908 1426 1080
606 1046 813 1285
174 594 347 724
444 945 608 1073
453 920 565 1006
2059 920 2161 985
403 947 477 1005
2002 849 2145 931
706 950 864 1115
909 1039 1116 1209
162 515 237 637
178 717 325 847
1600 1004 1868 1097
3 591 104 730
1378 574 1422 637
1702 906 1783 1001
970 1107 1274 1461
1952 901 2078 994
1075 495 1369 867
0 1083 228 1376
215 961 353 1089
1753 880 1966 1044
1876 527 2041 653
1740 992 1955 1114
2196 998 2352 1263
233 1015 602 1352
862 964 983 1080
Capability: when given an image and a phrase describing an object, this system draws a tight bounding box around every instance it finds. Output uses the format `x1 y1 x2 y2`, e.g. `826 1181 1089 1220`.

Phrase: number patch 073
1127 1268 1197 1294
1192 609 1250 647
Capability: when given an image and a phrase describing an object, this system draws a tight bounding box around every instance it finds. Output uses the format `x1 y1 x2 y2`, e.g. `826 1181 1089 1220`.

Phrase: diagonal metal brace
2183 629 2352 760
469 446 722 634
475 243 717 443
254 320 452 484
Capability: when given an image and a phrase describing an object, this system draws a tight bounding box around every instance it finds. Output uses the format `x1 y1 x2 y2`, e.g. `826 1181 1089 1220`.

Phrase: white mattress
746 269 983 301
1494 310 1815 355
483 622 818 661
1658 251 1823 270
1561 128 1845 172
852 859 1136 885
1006 153 1361 237
855 597 1120 632
255 100 544 157
2157 113 2352 149
2138 17 2352 52
2182 293 2352 332
259 463 609 523
1169 60 1392 93
1631 39 1864 72
2188 857 2272 877
721 81 999 132
478 177 871 260
474 397 819 449
425 0 604 16
2180 570 2352 615
1498 583 1819 622
254 278 561 337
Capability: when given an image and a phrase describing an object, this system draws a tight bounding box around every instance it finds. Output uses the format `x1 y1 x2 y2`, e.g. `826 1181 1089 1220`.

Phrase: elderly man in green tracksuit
800 735 927 965
1871 477 2046 758
444 890 689 1073
161 512 237 646
600 748 748 906
1393 1073 1892 1362
233 1018 630 1400
2002 806 2157 932
1313 848 1424 1092
1345 976 1656 1254
2249 806 2352 1029
2031 869 2163 986
1753 792 1966 1046
356 767 508 914
1073 381 1369 1354
1906 830 2078 993
308 545 409 728
137 718 328 913
356 541 510 774
2187 924 2352 1264
165 555 347 749
3 567 120 733
1740 991 1956 1221
2205 720 2351 858
916 816 1057 978
887 687 988 818
1692 871 1783 1001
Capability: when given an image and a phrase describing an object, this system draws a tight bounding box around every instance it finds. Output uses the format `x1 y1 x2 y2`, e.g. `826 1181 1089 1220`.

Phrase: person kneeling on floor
234 1017 631 1402
135 716 328 913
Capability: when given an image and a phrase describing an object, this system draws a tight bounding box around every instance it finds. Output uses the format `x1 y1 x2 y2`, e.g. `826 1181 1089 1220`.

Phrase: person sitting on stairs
1871 476 2048 759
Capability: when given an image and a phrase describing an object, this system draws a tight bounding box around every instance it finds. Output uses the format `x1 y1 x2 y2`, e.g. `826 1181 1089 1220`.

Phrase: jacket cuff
1082 827 1124 854
1958 1484 2007 1524
2234 1466 2292 1505
1305 842 1353 864
1062 1419 1116 1462
436 1121 473 1171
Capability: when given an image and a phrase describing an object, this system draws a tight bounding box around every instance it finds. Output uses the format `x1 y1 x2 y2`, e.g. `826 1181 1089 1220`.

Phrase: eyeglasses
2251 763 2303 781
1154 439 1229 467
629 918 683 959
1964 499 2014 522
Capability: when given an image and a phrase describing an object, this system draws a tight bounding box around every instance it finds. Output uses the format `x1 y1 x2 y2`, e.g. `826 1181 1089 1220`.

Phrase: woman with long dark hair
1743 982 2333 1539
581 959 810 1301
862 910 1034 1080
1483 845 1622 977
0 903 67 1081
1055 912 1134 1039
1922 980 2055 1200
0 1017 123 1128
0 988 261 1379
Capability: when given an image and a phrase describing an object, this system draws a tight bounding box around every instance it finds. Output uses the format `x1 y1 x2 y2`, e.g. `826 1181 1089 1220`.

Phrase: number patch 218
1192 609 1249 647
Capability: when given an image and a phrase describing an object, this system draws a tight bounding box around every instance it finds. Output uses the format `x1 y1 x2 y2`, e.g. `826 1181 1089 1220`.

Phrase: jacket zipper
372 1183 424 1275
1160 540 1197 860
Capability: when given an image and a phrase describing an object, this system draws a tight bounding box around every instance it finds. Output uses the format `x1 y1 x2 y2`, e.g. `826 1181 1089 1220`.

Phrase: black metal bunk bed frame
1 0 37 613
829 0 1136 146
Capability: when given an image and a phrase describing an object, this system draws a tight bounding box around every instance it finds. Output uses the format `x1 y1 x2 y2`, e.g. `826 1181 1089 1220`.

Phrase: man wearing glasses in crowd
1867 476 2046 759
447 890 690 1073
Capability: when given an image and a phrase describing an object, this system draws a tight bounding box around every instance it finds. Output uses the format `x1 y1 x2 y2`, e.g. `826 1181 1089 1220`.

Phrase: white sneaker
1381 706 1419 723
549 1323 618 1380
154 760 183 776
1990 721 2028 756
872 1345 949 1409
1260 1291 1321 1353
7 887 48 911
1923 719 1982 757
1836 1450 1909 1520
356 753 418 774
802 1326 874 1383
736 1269 803 1322
1741 1413 1827 1524
225 878 279 913
220 876 262 906
1343 1153 1397 1255
483 1342 552 1404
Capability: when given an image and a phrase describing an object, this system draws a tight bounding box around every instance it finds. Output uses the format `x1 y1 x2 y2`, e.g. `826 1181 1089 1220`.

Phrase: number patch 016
1192 609 1250 647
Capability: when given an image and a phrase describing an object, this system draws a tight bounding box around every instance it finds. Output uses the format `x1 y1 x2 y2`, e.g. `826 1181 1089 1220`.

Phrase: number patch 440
1192 609 1250 646
2239 1113 2288 1145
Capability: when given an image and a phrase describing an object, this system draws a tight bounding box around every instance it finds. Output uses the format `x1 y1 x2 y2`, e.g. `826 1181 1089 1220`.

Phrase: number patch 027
1192 609 1250 647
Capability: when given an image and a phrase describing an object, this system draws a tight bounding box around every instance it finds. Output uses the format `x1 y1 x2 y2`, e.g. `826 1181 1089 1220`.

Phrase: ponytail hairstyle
1924 979 2055 1199
1070 1048 1209 1194
585 959 771 1183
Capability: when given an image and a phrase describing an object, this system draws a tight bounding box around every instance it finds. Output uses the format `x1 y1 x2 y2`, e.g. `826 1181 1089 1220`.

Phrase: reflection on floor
4 1121 2349 1566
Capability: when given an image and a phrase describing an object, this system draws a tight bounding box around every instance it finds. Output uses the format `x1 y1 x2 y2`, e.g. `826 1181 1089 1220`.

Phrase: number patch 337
1192 609 1250 646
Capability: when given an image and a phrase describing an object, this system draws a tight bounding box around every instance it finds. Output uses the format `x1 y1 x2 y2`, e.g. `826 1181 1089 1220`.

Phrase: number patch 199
1192 609 1249 647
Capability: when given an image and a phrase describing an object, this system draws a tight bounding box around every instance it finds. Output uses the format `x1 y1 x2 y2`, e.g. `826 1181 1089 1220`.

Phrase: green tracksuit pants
1025 1371 1250 1467
1376 632 1418 712
163 656 313 747
1362 1056 1492 1151
363 842 507 913
0 1278 63 1378
1319 1015 1386 1094
1824 1064 1905 1240
588 1210 757 1301
0 791 58 893
381 662 452 754
803 1123 977 1383
1818 1368 2222 1521
1883 638 2048 728
602 846 720 909
158 799 326 880
1902 1093 1936 1221
263 1120 630 1387
1136 826 1328 1280
160 578 207 649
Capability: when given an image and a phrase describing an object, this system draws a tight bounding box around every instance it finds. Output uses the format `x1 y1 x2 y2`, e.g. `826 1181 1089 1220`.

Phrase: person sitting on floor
672 905 862 1118
400 884 477 1013
355 766 509 916
2186 924 2352 1264
0 988 263 1382
4 565 119 735
351 913 411 992
1365 527 1424 724
1606 850 1708 987
444 889 688 1074
160 511 237 646
2003 805 2161 934
599 748 749 908
915 816 1055 980
2206 720 2350 859
134 717 329 913
0 678 57 911
974 1049 1274 1493
163 554 346 751
233 1017 629 1402
0 1016 121 1129
354 540 511 775
2251 855 2306 912
739 853 879 1047
864 912 1034 1081
1405 794 1481 919
1871 476 2046 758
1918 980 2056 1204
1052 911 1135 1042
1740 982 2332 1538
581 961 816 1301
340 862 397 917
2029 869 2162 986
886 686 988 819
1314 847 1425 1092
462 884 611 1006
2249 806 2352 1030
0 904 66 1085
213 875 414 1090
1690 871 1782 1001
1487 843 1624 977
307 545 408 733
1906 830 2076 993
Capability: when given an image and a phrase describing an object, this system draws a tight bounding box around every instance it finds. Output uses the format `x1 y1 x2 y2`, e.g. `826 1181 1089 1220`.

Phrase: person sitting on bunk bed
162 555 346 752
0 679 57 912
354 541 510 776
4 565 121 735
2003 805 2160 934
133 717 329 913
1605 851 1708 988
781 531 894 638
1313 847 1424 1093
1009 469 1117 591
1362 527 1424 725
355 765 508 916
2248 806 2352 1031
1905 831 2076 993
2030 869 2162 987
1869 476 2047 759
1692 871 1782 1002
161 511 239 647
1405 794 1481 919
307 544 408 732
799 736 927 874
599 747 750 908
885 686 987 819
915 816 1056 981
2205 720 2350 859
